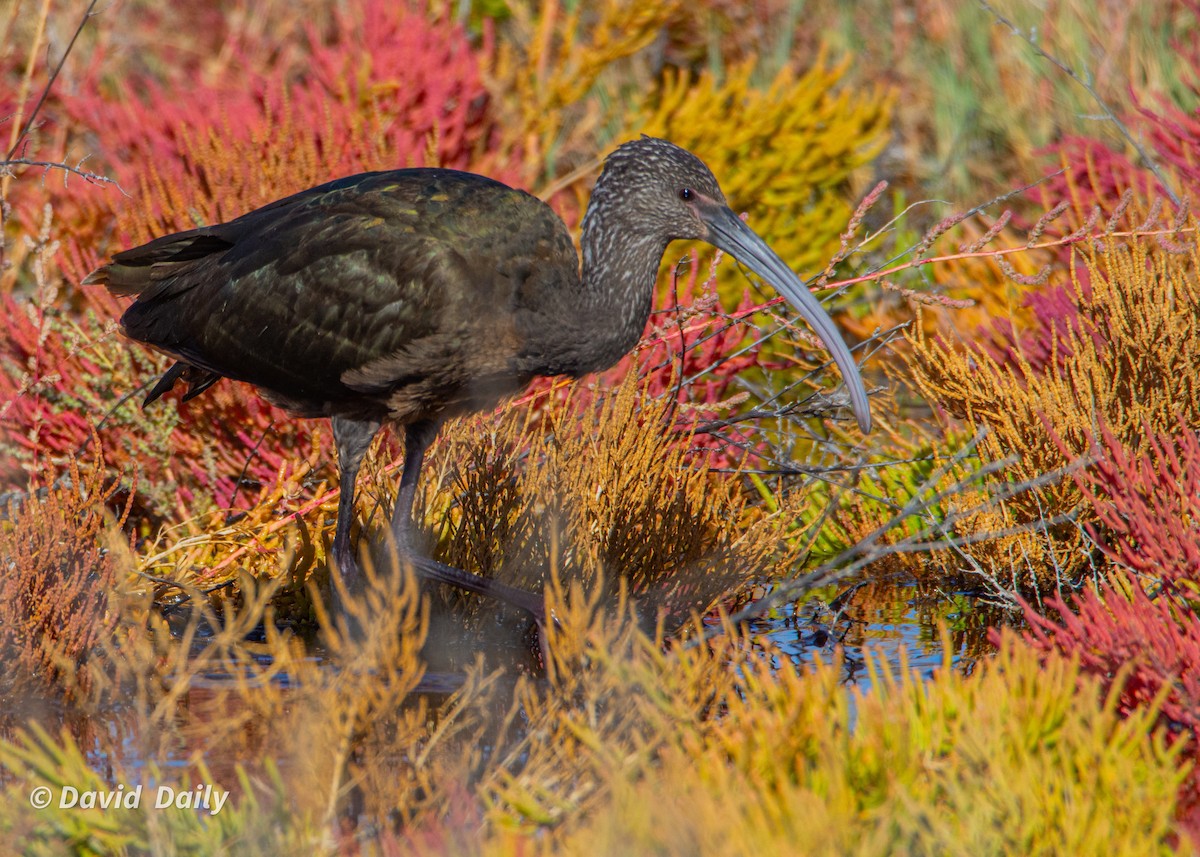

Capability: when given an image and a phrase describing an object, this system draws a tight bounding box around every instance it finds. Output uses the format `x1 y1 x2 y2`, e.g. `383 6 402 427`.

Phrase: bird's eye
678 187 694 201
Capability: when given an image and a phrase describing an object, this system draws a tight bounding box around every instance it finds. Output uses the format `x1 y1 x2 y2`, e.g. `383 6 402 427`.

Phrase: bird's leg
330 415 381 591
389 420 439 553
392 422 547 623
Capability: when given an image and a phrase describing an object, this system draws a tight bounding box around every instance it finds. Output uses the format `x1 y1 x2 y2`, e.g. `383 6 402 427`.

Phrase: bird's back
89 170 580 423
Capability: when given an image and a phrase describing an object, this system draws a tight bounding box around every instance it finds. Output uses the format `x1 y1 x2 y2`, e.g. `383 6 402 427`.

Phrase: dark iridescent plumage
87 137 871 620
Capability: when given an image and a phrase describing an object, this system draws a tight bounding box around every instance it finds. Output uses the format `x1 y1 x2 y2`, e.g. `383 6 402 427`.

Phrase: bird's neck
568 207 666 376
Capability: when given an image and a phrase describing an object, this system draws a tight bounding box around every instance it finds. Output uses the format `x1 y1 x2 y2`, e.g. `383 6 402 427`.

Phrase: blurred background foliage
3 0 1200 852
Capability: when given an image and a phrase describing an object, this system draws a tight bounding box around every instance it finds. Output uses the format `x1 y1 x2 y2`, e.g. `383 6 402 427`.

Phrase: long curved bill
703 204 872 434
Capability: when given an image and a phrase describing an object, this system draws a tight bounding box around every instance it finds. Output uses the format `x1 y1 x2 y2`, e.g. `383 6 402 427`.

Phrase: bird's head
590 136 728 243
590 136 872 434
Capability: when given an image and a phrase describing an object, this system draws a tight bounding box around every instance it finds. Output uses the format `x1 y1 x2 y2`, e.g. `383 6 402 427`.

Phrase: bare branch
1 157 125 192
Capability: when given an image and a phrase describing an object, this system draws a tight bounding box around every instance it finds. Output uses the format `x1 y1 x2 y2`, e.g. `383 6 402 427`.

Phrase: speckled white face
585 137 728 246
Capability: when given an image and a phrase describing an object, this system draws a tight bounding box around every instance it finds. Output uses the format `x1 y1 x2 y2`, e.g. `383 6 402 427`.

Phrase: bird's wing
83 172 397 297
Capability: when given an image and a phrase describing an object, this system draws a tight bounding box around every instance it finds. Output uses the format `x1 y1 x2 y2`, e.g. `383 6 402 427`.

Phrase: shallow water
747 579 1001 691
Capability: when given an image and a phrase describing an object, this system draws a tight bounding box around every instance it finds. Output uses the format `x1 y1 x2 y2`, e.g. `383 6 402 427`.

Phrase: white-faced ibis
86 137 871 622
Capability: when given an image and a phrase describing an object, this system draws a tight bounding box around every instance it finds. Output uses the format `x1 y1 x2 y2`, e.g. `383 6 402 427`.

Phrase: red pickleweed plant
1076 421 1200 585
1042 135 1165 217
1016 585 1200 746
975 280 1090 375
1012 420 1200 833
1011 583 1200 836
